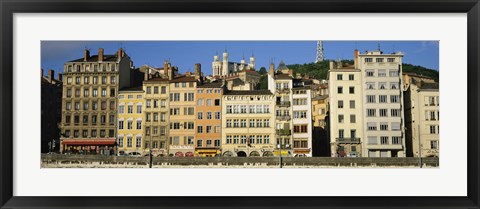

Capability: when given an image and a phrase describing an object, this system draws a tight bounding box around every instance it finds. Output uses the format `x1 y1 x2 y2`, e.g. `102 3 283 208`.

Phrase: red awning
61 138 116 146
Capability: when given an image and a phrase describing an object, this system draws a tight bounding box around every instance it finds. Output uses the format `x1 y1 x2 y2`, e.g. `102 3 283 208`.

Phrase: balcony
276 101 291 107
277 115 291 121
276 129 291 136
276 88 290 94
336 138 361 144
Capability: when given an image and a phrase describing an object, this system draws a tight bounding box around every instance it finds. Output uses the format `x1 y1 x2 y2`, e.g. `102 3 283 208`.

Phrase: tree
258 67 267 75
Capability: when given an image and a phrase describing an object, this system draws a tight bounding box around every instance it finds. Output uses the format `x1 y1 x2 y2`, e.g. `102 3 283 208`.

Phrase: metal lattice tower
315 41 324 63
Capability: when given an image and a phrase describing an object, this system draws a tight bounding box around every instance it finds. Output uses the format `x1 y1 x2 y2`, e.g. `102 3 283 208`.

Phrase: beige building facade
221 90 276 157
117 87 144 155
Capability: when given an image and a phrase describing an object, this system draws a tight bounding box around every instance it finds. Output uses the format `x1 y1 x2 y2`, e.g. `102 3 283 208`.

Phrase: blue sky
41 41 439 76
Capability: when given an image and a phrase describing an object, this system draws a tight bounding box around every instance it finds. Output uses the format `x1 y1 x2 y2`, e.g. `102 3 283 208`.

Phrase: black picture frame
1 0 479 208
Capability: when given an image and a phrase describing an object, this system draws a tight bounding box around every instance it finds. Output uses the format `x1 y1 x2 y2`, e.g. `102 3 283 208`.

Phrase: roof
312 95 329 100
198 81 223 88
119 86 144 92
231 78 245 86
169 75 197 83
276 61 289 71
275 73 292 79
245 70 260 76
143 77 169 83
68 55 118 63
224 90 273 95
419 82 439 90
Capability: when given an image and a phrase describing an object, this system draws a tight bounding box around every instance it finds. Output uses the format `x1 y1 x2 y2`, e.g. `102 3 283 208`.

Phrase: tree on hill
258 67 267 75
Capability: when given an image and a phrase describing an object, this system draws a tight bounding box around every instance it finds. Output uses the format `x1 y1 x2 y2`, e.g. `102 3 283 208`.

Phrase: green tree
258 67 267 75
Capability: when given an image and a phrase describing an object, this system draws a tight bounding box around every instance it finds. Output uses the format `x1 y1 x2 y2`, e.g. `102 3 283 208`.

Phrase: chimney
269 63 275 75
98 48 104 62
84 48 90 61
58 73 63 81
48 69 54 83
354 49 359 69
117 48 124 60
165 60 173 80
144 70 149 81
195 63 203 85
329 61 335 70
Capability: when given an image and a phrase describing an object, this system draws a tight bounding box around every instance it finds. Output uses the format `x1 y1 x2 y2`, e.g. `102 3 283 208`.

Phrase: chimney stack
194 63 203 85
98 48 104 62
84 48 90 61
58 73 63 81
48 69 54 83
269 63 275 75
117 48 124 61
329 61 335 70
354 49 359 69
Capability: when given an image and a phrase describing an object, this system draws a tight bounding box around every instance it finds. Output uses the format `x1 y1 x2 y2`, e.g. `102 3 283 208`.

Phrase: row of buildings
41 47 439 158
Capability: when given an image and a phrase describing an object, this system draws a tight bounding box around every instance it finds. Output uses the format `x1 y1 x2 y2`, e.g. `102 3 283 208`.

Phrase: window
366 70 374 77
392 137 402 144
153 87 159 94
349 87 355 94
75 77 80 84
136 120 141 129
368 136 377 145
206 139 212 147
367 122 377 131
240 105 247 113
337 74 343 80
430 140 438 149
338 114 344 123
366 82 375 89
264 135 270 144
367 109 376 117
206 126 212 133
389 70 399 77
380 136 389 144
350 114 356 123
387 58 395 62
264 119 270 127
376 58 384 62
127 105 133 113
197 112 203 119
214 99 220 106
263 105 270 113
134 137 142 148
161 100 166 108
146 87 151 94
365 58 373 62
367 95 376 103
83 102 89 110
350 129 356 138
111 76 116 84
249 119 255 127
380 123 388 130
93 89 98 97
338 100 344 108
349 74 354 80
233 119 239 128
338 129 344 138
226 136 232 144
430 125 436 134
337 86 343 94
118 137 123 148
379 109 388 117
378 69 386 77
347 100 354 109
256 105 263 113
101 89 107 97
390 82 399 89
197 126 203 133
206 112 212 119
379 95 387 103
226 119 232 128
391 109 400 117
379 82 386 90
75 89 80 97
233 105 239 114
127 121 133 129
390 95 399 103
136 104 142 113
233 135 239 144
226 105 232 114
206 99 212 106
127 137 132 147
391 122 401 131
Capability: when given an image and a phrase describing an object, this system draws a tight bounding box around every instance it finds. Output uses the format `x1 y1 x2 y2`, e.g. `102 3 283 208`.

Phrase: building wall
357 51 406 157
142 80 170 156
328 69 364 157
292 88 313 156
117 90 144 155
221 94 276 157
41 71 63 153
60 49 130 154
272 79 294 156
168 79 197 156
405 83 440 157
195 87 223 156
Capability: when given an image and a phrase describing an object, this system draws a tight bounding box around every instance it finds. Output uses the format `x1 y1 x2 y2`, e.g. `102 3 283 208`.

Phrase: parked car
128 152 142 157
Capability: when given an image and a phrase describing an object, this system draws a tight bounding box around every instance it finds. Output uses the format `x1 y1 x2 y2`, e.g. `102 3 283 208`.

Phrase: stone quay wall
41 154 439 168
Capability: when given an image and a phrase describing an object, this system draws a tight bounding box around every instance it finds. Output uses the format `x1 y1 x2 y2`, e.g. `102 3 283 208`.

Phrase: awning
293 149 311 154
61 138 116 146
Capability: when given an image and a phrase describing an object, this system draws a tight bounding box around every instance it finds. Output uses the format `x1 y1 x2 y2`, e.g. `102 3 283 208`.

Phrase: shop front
61 138 116 155
293 148 311 157
195 148 221 157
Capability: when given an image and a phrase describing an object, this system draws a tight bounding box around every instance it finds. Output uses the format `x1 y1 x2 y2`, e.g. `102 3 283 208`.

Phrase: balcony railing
336 138 361 144
276 101 291 107
276 88 290 94
277 115 291 121
276 129 292 136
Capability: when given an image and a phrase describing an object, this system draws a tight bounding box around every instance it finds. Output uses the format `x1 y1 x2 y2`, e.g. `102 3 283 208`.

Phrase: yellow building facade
117 87 145 155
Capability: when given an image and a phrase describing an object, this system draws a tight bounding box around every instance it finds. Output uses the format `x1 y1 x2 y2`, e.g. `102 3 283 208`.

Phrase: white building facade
357 50 406 157
328 62 364 157
212 51 255 77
